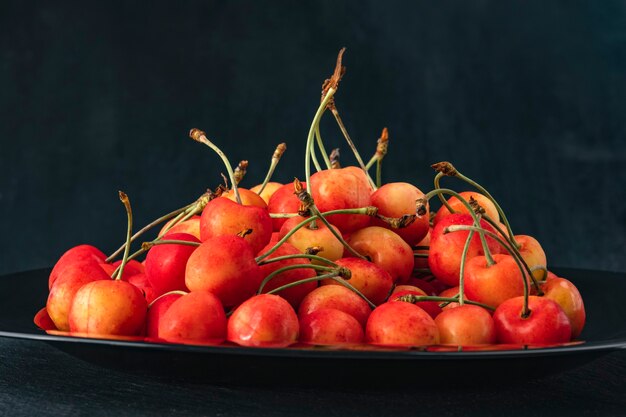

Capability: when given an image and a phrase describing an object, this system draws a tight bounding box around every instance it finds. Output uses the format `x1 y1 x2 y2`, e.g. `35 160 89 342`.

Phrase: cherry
144 232 200 296
347 226 414 283
434 305 496 345
298 285 372 328
370 182 430 246
221 188 268 209
145 292 184 339
200 197 272 254
33 307 57 331
493 295 571 345
428 213 501 287
438 286 461 309
227 294 299 347
309 167 373 233
278 216 344 263
250 182 283 204
48 245 106 289
464 254 528 309
158 215 201 240
541 274 586 339
185 235 263 307
267 182 308 232
299 308 364 345
127 272 158 304
389 285 442 318
515 235 547 281
257 242 318 308
321 257 393 306
157 291 227 344
365 301 439 347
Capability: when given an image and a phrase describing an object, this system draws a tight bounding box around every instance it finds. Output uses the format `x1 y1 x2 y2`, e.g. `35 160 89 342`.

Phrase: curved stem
190 129 242 205
310 141 323 172
305 88 336 197
257 264 335 294
158 205 201 238
433 172 456 214
257 253 338 267
310 205 366 260
458 230 475 306
114 192 133 281
255 216 319 262
314 125 331 169
148 290 188 308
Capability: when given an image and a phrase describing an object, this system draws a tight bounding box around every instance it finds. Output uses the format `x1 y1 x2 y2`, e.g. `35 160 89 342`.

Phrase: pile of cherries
34 50 585 350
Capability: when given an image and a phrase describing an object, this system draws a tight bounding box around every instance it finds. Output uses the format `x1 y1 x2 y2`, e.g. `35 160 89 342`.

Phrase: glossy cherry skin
267 182 307 231
541 275 586 339
321 257 393 306
278 216 344 263
298 285 372 328
250 182 283 204
227 294 299 347
145 292 184 339
428 213 501 287
515 235 547 282
493 296 571 345
185 235 263 307
347 226 414 283
299 308 364 345
200 197 272 254
370 182 430 246
257 242 317 309
145 232 200 295
464 254 528 309
158 291 227 344
388 286 442 318
434 305 496 345
69 280 147 336
159 215 201 240
365 302 440 347
48 245 106 289
433 191 499 226
221 188 268 209
309 167 373 234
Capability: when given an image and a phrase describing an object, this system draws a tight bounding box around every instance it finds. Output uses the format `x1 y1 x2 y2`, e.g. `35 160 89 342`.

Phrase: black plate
0 267 625 386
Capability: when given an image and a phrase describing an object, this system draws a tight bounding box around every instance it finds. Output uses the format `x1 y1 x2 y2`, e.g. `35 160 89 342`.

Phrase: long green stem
255 216 319 262
458 230 475 306
310 205 366 260
397 294 495 312
158 205 201 237
257 143 286 195
257 253 338 267
190 129 242 205
433 172 456 214
314 125 331 169
113 192 133 281
257 264 335 294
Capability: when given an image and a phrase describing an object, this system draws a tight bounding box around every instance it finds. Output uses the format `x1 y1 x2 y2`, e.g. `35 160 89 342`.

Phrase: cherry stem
438 293 459 308
257 143 287 195
255 216 319 262
106 201 196 262
310 205 366 260
257 253 338 267
457 230 475 306
147 290 188 309
422 188 495 266
330 106 376 189
157 204 201 237
141 239 201 250
314 125 331 169
310 134 324 172
376 158 382 188
365 128 389 171
433 172 456 214
257 264 336 294
397 294 495 312
113 191 133 281
190 128 242 205
445 224 531 316
270 206 376 219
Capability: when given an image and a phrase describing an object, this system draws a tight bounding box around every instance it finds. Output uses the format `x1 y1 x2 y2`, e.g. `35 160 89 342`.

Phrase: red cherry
145 292 184 339
365 302 439 346
321 258 393 306
434 305 496 345
298 285 372 328
227 294 299 347
268 182 307 231
493 296 571 345
33 307 57 331
221 188 268 208
48 245 106 289
541 275 586 339
299 308 364 345
464 254 528 309
389 286 442 318
145 232 200 295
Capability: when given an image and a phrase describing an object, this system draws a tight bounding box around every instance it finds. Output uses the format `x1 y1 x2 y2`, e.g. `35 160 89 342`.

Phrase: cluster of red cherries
34 50 585 350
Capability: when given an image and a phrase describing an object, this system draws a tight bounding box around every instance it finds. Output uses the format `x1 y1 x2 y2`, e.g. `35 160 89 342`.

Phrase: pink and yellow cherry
309 167 373 234
389 285 442 318
68 279 147 336
434 305 496 345
227 294 299 347
346 226 414 283
268 182 307 232
46 262 111 331
541 275 586 339
145 292 184 339
433 191 499 226
144 232 200 296
321 258 393 306
370 182 430 246
493 296 571 345
299 308 364 345
464 254 528 309
157 291 226 344
159 215 201 240
185 235 263 307
257 242 317 309
278 216 344 263
428 213 501 287
298 285 372 328
221 188 268 209
514 235 547 281
365 301 439 347
48 245 106 289
250 182 283 204
200 196 272 254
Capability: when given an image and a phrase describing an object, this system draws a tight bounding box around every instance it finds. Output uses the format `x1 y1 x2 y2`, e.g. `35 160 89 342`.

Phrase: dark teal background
1 1 625 274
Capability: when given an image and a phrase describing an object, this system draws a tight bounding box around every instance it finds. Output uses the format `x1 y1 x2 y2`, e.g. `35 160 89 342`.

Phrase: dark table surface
0 336 624 417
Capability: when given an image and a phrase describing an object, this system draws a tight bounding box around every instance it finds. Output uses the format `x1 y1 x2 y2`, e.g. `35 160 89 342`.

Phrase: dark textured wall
1 1 625 275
